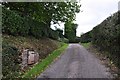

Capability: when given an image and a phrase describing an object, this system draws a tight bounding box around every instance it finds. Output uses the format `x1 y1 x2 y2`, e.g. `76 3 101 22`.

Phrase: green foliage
2 8 29 36
74 37 81 43
81 42 91 49
64 22 78 43
56 28 64 38
2 8 59 40
49 29 59 40
82 11 120 68
23 44 68 78
2 2 80 40
2 41 20 79
28 19 47 38
51 2 80 23
58 38 69 43
3 2 80 25
80 31 92 43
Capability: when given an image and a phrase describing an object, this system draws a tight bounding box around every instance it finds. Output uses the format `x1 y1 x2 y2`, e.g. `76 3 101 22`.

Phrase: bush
2 8 29 36
49 29 58 40
2 8 59 40
92 11 120 68
74 37 81 43
80 11 120 68
2 42 20 78
80 31 92 43
56 28 64 38
58 38 69 43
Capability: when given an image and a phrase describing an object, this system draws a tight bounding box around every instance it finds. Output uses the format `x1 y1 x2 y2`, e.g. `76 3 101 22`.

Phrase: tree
64 21 78 42
2 2 80 27
56 28 64 38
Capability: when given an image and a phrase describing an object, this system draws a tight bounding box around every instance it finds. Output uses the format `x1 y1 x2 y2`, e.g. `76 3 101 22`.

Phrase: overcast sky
51 0 119 37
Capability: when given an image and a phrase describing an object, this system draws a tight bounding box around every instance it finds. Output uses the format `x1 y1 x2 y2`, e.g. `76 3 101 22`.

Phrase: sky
51 0 120 37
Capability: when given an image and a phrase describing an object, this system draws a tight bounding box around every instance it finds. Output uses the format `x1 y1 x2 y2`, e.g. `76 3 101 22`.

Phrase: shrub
2 8 59 40
58 38 69 43
2 42 20 78
92 11 120 68
80 11 120 68
49 29 58 40
2 8 29 36
80 31 92 43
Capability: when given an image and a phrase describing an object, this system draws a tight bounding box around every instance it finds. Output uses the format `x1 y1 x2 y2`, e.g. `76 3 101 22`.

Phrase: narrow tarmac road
37 44 113 78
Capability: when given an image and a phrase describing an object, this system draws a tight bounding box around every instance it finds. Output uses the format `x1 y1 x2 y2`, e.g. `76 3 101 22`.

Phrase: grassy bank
2 34 65 78
3 35 61 59
22 43 68 78
80 42 91 49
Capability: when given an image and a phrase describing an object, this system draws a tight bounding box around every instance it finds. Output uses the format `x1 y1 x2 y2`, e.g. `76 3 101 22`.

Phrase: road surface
37 44 113 78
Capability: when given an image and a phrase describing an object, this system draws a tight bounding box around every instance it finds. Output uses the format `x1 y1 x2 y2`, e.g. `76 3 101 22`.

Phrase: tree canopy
64 21 78 42
3 2 80 26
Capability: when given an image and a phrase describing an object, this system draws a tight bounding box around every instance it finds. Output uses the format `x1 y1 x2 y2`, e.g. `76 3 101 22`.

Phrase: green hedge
2 8 58 40
80 31 92 43
80 11 120 68
49 29 59 40
28 18 48 38
2 8 29 36
92 11 120 68
2 42 21 79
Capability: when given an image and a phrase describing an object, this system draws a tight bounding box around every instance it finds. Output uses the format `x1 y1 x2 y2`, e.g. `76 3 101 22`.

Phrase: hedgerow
2 8 59 79
2 41 21 79
2 8 29 36
2 8 58 40
80 31 92 43
82 11 120 68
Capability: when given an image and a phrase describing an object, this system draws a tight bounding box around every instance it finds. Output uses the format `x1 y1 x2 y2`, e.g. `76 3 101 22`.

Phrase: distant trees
80 31 92 43
64 21 78 42
56 28 64 38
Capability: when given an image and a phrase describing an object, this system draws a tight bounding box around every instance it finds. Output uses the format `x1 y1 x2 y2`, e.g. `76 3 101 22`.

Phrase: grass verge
22 43 68 78
80 42 91 48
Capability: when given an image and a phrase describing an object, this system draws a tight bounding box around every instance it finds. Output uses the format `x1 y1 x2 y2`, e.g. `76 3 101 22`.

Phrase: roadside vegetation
80 11 120 77
80 42 91 49
2 2 80 79
23 44 68 78
2 35 64 79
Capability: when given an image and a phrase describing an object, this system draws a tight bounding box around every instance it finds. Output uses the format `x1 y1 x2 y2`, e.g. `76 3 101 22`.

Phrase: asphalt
37 44 113 78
